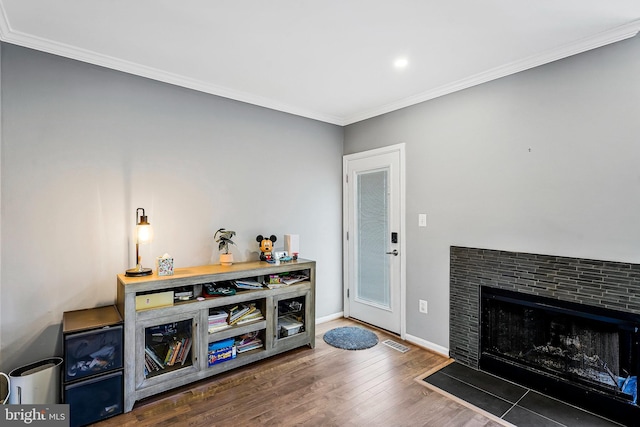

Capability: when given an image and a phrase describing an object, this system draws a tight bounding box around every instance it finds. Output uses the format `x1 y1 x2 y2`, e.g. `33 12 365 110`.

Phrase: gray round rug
323 326 378 350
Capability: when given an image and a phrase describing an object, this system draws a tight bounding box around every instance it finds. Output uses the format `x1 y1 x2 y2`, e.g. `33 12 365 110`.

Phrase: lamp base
125 267 153 277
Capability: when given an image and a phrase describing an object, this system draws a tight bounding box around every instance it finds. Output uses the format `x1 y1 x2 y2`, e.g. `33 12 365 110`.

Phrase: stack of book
235 331 263 353
208 309 230 333
163 337 192 366
144 336 192 376
144 346 165 375
229 303 264 326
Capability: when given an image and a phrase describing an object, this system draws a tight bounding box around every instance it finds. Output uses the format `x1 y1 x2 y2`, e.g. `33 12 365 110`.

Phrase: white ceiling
0 1 639 125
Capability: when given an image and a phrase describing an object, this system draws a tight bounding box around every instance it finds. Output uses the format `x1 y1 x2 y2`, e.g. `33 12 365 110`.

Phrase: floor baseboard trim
405 333 449 357
316 312 344 324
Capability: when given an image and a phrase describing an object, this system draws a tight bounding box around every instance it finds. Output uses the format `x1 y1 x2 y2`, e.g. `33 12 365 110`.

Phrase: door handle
386 249 398 256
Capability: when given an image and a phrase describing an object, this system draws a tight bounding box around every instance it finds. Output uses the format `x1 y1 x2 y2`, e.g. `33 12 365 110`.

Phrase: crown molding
0 1 637 127
2 32 345 125
343 20 640 125
0 3 344 125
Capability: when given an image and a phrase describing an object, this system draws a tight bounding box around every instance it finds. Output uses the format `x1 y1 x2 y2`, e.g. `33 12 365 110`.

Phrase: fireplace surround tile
449 246 640 369
449 246 640 425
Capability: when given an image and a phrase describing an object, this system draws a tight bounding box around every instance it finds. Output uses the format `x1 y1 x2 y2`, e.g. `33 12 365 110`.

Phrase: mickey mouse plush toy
256 234 277 261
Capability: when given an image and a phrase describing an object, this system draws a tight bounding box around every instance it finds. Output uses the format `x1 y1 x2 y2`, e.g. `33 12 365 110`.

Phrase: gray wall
344 35 640 351
0 43 344 372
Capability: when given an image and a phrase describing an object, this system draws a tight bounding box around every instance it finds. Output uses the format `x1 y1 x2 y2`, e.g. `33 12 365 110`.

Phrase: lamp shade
136 210 153 244
136 222 153 244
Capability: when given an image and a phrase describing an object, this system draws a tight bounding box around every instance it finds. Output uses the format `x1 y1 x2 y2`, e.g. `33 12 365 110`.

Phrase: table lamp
125 208 154 277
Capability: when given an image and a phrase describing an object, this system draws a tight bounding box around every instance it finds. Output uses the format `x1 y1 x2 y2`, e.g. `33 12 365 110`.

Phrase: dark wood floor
97 318 505 426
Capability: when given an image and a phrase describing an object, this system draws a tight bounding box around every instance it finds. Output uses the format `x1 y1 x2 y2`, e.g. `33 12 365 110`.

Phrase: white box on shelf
284 234 299 256
278 315 303 337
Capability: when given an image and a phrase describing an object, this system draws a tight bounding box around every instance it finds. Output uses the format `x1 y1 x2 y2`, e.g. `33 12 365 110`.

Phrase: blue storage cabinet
62 305 124 427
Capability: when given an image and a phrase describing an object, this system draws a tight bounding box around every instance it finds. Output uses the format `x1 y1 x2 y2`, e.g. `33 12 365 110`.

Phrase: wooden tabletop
117 258 315 287
63 305 123 333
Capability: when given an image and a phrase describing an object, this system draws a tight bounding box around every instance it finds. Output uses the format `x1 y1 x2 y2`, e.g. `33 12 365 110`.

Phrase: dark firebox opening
480 287 640 425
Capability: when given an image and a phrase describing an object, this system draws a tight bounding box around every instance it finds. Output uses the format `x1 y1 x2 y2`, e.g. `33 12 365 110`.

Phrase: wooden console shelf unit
116 259 315 412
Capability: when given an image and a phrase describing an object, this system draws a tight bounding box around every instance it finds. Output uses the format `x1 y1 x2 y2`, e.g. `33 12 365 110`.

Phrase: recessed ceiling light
394 58 409 69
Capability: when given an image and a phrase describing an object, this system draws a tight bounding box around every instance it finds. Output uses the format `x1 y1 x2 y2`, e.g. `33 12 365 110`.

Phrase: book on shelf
279 273 309 285
237 341 262 353
144 354 155 372
208 315 229 329
209 316 229 331
209 323 231 333
235 315 264 326
229 305 258 325
175 337 190 365
229 306 256 325
180 338 193 365
229 304 252 323
208 309 228 320
176 338 187 362
144 352 163 375
235 310 264 325
145 346 165 369
235 331 263 353
168 340 182 366
234 278 265 290
163 344 173 366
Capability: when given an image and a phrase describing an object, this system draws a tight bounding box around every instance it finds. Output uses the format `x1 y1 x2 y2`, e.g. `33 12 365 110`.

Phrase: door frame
342 143 406 338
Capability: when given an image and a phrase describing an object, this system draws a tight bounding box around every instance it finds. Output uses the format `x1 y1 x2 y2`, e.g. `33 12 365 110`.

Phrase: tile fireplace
450 246 640 425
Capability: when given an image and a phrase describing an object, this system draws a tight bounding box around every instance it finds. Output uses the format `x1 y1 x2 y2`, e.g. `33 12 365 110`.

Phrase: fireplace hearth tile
426 371 514 417
423 362 622 426
440 361 527 402
517 391 620 427
502 405 564 427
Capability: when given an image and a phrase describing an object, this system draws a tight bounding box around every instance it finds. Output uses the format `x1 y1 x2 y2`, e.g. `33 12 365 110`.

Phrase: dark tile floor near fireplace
424 362 622 426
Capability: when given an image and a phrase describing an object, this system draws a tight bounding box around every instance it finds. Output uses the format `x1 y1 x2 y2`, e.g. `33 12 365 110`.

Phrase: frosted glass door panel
356 169 390 309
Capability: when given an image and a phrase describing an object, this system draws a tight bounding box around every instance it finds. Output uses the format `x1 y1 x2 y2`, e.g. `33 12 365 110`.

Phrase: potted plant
214 228 236 265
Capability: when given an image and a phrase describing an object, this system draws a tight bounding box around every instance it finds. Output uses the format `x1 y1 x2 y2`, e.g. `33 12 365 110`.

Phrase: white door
343 144 405 335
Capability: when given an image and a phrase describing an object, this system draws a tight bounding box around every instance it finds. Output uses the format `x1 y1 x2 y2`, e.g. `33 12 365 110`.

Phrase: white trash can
8 357 63 404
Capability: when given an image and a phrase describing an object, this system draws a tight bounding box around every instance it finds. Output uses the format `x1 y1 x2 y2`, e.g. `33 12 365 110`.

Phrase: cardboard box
268 274 281 284
135 291 174 311
208 338 237 366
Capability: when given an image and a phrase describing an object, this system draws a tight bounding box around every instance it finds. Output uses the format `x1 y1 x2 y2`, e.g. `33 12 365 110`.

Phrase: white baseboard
316 312 344 324
404 333 449 357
